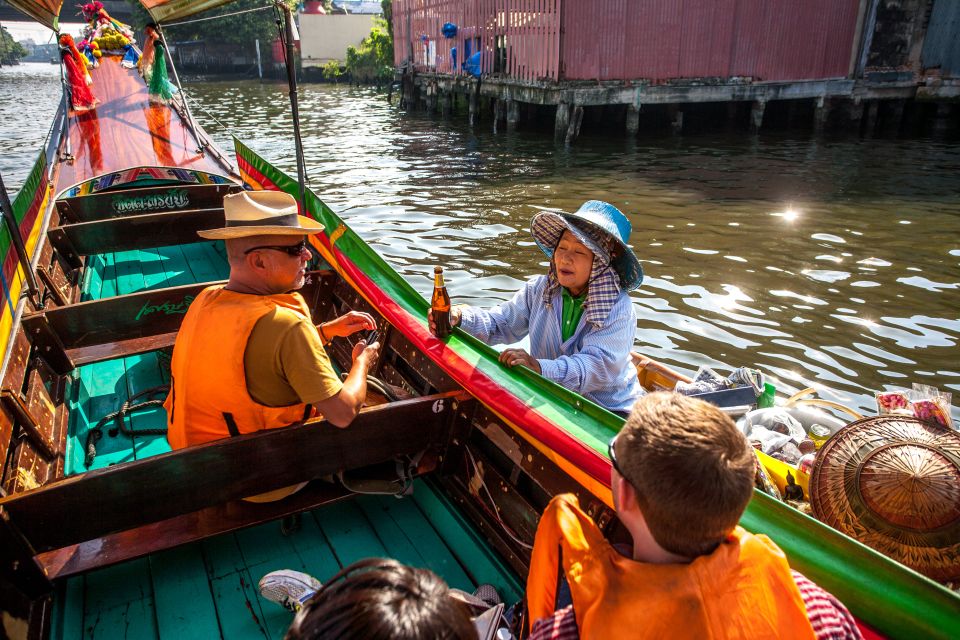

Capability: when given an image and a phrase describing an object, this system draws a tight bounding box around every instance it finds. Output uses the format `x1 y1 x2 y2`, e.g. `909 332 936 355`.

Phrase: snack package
911 384 954 429
876 389 911 416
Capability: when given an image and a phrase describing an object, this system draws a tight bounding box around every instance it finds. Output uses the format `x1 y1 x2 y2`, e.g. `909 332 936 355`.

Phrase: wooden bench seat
1 392 469 590
49 209 226 270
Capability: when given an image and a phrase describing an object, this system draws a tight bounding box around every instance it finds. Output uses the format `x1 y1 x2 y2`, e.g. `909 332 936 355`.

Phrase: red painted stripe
237 159 277 194
316 231 612 486
240 151 611 483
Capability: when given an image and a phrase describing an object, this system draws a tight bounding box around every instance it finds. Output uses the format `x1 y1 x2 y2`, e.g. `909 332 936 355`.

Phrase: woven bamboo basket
809 415 960 583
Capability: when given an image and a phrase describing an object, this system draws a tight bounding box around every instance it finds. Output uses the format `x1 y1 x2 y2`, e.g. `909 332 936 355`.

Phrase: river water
3 63 959 420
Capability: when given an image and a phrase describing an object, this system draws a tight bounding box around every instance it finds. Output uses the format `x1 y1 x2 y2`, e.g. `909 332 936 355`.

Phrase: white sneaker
258 569 322 611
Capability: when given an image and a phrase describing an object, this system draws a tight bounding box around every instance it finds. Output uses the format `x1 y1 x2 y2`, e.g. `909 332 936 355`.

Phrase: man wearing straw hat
429 200 644 416
164 190 379 452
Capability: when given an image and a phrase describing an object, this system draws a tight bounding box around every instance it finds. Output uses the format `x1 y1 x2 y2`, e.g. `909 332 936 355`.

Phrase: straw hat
809 415 960 582
198 190 324 240
530 200 643 291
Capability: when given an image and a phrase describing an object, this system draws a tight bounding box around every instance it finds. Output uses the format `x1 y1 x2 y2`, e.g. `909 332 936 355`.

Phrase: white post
255 39 263 80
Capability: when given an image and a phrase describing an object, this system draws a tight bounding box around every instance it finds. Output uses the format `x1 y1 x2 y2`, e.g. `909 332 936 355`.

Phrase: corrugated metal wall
393 0 863 83
922 0 960 77
393 0 562 81
560 0 863 81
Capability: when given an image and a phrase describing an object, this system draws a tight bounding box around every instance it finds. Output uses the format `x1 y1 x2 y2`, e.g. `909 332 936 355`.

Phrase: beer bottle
432 266 452 338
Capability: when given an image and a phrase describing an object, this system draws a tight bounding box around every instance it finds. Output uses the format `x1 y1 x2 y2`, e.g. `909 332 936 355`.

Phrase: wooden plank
235 515 341 638
412 478 523 604
149 544 221 640
68 331 179 370
360 494 475 592
79 253 103 301
314 499 388 568
114 249 149 296
138 248 170 291
82 559 158 639
156 244 204 288
58 183 236 224
80 357 136 471
121 352 170 461
99 252 117 299
48 208 225 259
23 281 213 352
2 392 464 552
179 242 226 285
208 567 270 640
48 577 84 640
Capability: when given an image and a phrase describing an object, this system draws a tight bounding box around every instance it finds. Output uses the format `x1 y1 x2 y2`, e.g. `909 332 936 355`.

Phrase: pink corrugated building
393 0 864 82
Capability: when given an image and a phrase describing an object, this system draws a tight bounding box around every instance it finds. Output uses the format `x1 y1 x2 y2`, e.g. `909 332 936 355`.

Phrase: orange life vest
526 494 815 640
164 285 316 449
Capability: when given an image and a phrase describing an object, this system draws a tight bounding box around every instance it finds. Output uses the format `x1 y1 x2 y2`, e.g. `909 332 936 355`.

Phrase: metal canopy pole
0 172 40 305
278 1 308 210
155 24 206 156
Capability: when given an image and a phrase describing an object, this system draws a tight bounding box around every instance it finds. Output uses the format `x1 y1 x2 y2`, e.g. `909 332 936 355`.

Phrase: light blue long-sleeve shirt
458 275 644 414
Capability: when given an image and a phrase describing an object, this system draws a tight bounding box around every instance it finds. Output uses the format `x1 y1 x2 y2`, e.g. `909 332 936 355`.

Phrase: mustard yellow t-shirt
243 306 343 407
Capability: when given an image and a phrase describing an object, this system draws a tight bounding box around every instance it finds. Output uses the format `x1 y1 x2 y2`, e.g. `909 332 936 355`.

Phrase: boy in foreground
524 392 861 640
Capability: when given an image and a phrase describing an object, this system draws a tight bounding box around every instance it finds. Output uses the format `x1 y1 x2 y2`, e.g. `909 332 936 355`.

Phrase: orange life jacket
525 494 815 640
164 285 316 449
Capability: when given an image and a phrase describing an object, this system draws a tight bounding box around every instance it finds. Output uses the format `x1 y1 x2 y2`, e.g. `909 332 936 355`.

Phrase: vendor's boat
0 2 958 639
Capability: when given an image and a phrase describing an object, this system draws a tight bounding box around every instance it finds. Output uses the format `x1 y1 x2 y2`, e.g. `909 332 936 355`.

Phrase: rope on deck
84 385 170 468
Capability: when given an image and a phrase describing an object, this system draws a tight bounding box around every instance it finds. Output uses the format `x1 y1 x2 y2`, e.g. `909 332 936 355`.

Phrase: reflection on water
5 66 959 420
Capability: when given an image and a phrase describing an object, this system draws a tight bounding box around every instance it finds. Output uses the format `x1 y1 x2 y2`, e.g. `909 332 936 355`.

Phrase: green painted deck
66 242 229 476
49 482 522 640
54 243 521 638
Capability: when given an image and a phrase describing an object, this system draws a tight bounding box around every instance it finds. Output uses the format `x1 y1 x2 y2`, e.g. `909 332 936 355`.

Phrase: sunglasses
244 239 310 257
608 434 624 477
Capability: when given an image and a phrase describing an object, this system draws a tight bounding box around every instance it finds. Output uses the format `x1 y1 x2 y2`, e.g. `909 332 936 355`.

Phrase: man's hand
351 337 380 375
427 305 465 335
321 311 376 340
499 348 541 374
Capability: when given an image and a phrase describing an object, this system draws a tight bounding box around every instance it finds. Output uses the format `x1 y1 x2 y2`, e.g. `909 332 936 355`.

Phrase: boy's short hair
285 558 476 640
616 392 755 558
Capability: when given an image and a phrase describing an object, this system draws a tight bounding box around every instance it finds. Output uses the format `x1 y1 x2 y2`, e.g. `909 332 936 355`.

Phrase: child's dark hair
285 558 477 640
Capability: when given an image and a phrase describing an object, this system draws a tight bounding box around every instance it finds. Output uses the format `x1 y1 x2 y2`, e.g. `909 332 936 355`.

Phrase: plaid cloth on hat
542 259 622 330
527 572 863 640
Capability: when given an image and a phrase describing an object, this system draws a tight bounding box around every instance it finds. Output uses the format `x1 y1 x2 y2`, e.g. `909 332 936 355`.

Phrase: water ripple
4 70 959 421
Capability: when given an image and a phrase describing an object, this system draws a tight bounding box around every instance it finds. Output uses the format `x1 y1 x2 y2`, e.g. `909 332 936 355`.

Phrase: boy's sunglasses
244 239 310 256
608 435 624 477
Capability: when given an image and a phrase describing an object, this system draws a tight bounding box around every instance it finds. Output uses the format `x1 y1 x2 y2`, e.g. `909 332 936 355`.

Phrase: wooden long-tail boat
0 3 958 639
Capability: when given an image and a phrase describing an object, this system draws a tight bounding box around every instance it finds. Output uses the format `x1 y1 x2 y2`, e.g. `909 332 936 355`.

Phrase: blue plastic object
463 51 482 77
441 22 458 38
450 47 457 70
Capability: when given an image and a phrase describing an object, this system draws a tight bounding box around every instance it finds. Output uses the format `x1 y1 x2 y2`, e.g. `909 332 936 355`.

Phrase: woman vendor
429 200 644 416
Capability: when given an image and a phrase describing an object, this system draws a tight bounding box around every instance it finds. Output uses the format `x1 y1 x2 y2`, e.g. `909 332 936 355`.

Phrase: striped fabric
527 571 863 640
458 275 643 414
542 258 622 331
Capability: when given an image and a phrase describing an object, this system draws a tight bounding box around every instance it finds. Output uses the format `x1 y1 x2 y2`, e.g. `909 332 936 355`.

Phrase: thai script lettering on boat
135 295 195 321
113 190 190 214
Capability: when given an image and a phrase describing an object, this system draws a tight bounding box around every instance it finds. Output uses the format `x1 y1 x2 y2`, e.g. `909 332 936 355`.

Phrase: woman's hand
320 311 376 340
498 348 541 374
427 305 465 335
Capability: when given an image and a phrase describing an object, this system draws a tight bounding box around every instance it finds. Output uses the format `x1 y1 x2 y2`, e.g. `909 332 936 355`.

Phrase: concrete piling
750 100 766 132
555 102 571 140
625 104 640 135
506 99 520 132
814 96 831 133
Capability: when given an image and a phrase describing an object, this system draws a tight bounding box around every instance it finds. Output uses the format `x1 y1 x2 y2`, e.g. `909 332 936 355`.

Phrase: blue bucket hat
530 200 643 290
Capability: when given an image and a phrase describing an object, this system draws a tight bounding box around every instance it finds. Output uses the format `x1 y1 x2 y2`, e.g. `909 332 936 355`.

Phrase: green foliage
381 0 392 38
125 0 297 53
344 17 393 84
0 26 28 64
321 59 343 82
